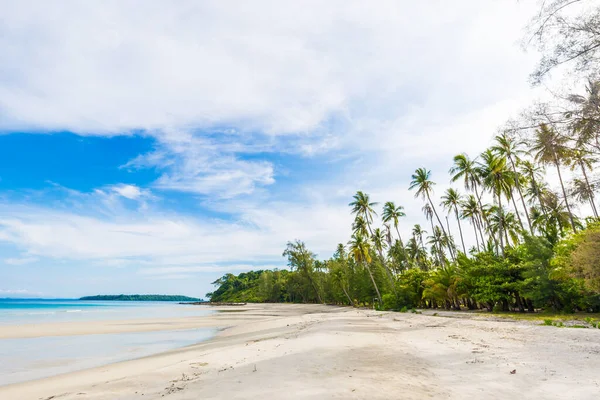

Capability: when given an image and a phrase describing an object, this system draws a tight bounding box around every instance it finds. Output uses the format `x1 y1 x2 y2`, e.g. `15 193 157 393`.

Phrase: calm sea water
0 298 213 324
0 299 216 385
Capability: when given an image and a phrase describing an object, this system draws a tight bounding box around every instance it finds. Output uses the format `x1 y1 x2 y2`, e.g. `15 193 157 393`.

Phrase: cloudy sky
0 0 544 298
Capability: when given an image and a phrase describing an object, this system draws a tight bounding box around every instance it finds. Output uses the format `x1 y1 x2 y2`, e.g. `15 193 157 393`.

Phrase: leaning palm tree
492 133 533 233
349 191 378 236
441 188 467 253
571 178 598 218
348 233 382 304
409 168 454 258
530 123 578 232
567 149 598 218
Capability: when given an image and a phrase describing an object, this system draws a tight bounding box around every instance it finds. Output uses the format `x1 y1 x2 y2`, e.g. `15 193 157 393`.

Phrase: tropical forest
208 0 600 314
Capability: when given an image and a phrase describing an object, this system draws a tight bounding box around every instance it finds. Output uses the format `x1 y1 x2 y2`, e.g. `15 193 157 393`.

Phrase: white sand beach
1 304 599 400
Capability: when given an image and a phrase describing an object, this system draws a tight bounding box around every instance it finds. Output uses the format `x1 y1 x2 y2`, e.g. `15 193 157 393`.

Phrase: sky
0 0 550 298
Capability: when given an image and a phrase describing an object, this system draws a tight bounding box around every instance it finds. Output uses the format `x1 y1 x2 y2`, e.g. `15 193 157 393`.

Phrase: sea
0 299 216 385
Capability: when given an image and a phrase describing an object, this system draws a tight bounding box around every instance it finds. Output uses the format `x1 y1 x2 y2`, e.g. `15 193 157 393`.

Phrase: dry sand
1 304 599 400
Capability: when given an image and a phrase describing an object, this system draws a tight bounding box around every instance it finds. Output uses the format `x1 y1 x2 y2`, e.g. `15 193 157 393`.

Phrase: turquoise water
0 298 213 324
0 299 216 385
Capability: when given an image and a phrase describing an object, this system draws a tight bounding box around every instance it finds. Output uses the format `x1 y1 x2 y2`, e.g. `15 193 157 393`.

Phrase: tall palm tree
423 203 446 265
349 191 378 236
441 188 467 253
409 168 454 258
449 153 492 230
382 201 410 268
348 233 382 304
382 202 406 245
571 178 598 217
492 133 533 233
567 149 598 218
519 160 547 213
530 123 577 232
569 80 600 153
352 216 369 237
488 206 520 247
461 195 484 251
479 150 515 253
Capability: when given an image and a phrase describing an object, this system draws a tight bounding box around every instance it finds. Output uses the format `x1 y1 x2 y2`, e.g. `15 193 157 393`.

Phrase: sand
1 304 599 400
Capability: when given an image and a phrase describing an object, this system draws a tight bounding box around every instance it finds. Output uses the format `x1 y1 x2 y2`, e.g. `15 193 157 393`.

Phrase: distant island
80 295 203 302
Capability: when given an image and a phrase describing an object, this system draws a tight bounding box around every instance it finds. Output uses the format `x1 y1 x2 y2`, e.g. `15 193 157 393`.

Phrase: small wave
65 310 83 313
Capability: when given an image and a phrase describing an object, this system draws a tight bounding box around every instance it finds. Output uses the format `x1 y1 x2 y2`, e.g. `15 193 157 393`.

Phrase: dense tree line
208 0 600 312
80 295 202 302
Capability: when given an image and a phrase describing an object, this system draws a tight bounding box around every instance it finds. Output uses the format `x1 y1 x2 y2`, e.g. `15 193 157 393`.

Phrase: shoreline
1 304 599 399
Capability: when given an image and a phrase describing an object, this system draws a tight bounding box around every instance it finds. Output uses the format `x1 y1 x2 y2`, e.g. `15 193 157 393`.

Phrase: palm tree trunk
364 262 382 305
471 217 480 251
475 214 486 248
509 156 533 233
474 183 498 248
342 286 353 306
445 216 457 262
429 218 444 267
454 207 467 253
426 192 455 259
510 191 525 232
395 225 412 268
497 193 505 255
580 161 599 218
554 153 577 232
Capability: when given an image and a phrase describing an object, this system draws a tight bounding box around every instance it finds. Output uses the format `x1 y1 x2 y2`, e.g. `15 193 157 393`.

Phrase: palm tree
492 133 533 233
441 188 467 253
567 149 598 218
569 80 600 153
409 168 454 258
423 203 446 265
461 195 484 251
352 215 369 237
449 153 493 233
519 160 547 213
382 202 406 245
382 201 410 267
348 233 382 304
349 191 378 236
571 178 598 217
530 123 578 232
479 150 516 253
488 206 520 247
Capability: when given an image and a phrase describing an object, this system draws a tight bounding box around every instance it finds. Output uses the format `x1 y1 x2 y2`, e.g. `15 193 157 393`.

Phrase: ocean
0 299 216 385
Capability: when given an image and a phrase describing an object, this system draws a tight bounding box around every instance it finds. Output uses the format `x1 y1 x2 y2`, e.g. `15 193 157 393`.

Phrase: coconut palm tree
441 188 467 253
488 206 520 247
382 202 406 245
530 123 578 232
348 233 382 304
352 215 369 237
519 160 547 213
569 80 600 152
567 149 598 218
409 168 454 258
492 133 533 233
461 195 484 251
349 191 378 236
479 150 516 253
571 178 598 217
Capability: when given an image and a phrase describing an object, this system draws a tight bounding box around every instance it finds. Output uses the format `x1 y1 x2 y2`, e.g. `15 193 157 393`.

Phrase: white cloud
110 184 145 200
4 256 38 265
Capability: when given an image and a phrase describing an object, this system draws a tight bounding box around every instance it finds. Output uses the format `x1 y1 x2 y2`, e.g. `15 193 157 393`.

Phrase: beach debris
510 369 517 374
253 364 257 372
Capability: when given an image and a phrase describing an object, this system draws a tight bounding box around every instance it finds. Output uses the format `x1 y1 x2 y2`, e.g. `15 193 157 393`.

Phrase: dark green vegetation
80 295 202 302
209 1 600 314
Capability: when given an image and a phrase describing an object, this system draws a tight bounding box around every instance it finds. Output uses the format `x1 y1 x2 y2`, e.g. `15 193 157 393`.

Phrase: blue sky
0 0 546 298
